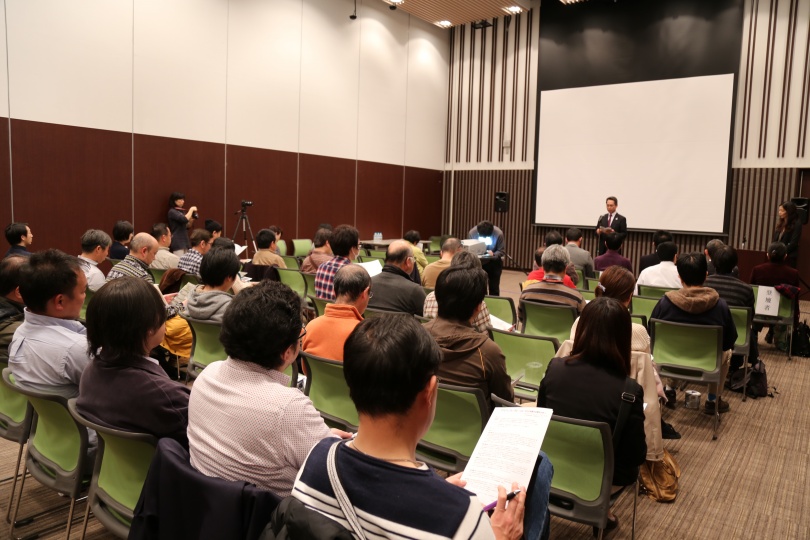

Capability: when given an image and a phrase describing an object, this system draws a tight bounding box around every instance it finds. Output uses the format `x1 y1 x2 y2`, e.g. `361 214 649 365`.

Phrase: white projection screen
533 74 734 234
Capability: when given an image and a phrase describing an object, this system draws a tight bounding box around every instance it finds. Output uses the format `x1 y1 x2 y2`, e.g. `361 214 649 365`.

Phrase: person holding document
595 196 627 255
293 315 554 540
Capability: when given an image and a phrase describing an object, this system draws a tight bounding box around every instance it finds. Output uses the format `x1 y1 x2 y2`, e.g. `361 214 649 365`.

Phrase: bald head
440 237 461 260
0 255 26 303
129 232 159 265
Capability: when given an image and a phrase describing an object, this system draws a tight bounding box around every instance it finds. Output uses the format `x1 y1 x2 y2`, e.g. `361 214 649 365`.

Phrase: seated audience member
302 265 370 361
704 239 726 276
519 245 586 323
635 241 680 293
367 240 425 315
315 225 360 300
639 230 673 274
425 266 512 409
0 257 26 362
594 233 633 273
404 230 429 281
4 222 33 258
177 229 213 278
300 228 333 273
150 223 180 270
421 237 460 288
268 225 284 255
423 251 493 332
9 250 88 398
294 315 553 540
188 281 350 497
650 253 737 415
211 237 236 251
204 219 223 238
78 229 111 292
184 248 243 325
706 245 758 370
526 231 579 287
251 228 286 268
750 242 800 344
110 220 134 260
538 297 645 534
77 277 190 446
523 247 576 290
564 227 594 278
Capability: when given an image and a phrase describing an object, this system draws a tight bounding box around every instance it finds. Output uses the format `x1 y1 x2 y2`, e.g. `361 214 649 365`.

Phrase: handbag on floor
639 449 681 502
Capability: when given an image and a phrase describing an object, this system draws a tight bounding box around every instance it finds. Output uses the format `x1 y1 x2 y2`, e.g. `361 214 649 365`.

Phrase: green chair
575 268 585 288
484 295 517 327
650 319 724 440
277 269 308 300
542 415 636 540
149 268 166 284
292 239 312 257
585 277 601 291
363 308 412 319
629 296 660 330
2 368 90 540
301 352 358 431
302 272 317 297
579 289 596 302
277 239 287 256
752 285 795 360
80 288 95 321
729 306 753 401
368 249 387 258
416 384 489 473
281 256 300 270
521 301 577 344
414 315 431 324
358 255 384 265
425 255 440 265
428 236 443 254
422 286 434 296
184 319 226 381
637 285 677 298
308 294 333 318
630 314 647 328
488 329 558 401
0 362 33 523
180 274 199 288
67 400 157 539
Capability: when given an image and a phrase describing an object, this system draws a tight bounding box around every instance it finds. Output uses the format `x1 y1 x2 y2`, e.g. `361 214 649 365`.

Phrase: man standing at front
595 197 627 255
468 220 506 295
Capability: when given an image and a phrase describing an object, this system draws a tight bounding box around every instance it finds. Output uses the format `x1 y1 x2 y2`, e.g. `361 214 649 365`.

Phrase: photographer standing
168 192 197 255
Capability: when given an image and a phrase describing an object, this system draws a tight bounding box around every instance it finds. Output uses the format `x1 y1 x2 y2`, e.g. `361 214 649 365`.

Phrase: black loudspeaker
494 191 510 212
791 197 809 225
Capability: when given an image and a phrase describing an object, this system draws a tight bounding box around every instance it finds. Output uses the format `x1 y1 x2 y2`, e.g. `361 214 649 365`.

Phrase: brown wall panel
298 153 356 237
133 134 225 235
404 166 443 238
356 161 403 239
10 119 131 254
225 145 298 243
0 118 10 231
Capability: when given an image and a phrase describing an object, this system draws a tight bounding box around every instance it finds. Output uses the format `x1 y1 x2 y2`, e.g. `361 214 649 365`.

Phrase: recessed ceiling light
505 6 523 13
390 0 404 4
437 20 452 28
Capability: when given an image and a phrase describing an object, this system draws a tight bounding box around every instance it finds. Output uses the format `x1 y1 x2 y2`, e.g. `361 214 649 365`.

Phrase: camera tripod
232 205 257 258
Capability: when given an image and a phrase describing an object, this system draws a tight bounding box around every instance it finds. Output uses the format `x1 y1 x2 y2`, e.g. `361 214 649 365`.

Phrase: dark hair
204 219 223 235
0 256 26 297
334 265 371 301
675 252 708 286
318 223 333 231
656 241 678 262
112 220 134 242
80 229 112 253
385 243 411 265
569 297 630 376
712 245 738 275
767 242 787 263
776 200 799 232
403 230 421 244
544 231 563 246
705 239 725 260
211 237 235 251
189 228 212 247
151 223 170 241
594 266 635 303
565 228 583 242
169 192 185 207
4 223 28 246
606 196 618 205
256 229 277 249
268 225 283 237
652 230 673 247
343 316 441 416
86 278 167 363
220 281 301 369
330 225 360 257
200 248 240 287
313 228 332 248
435 267 487 321
604 232 623 251
19 250 81 312
476 220 494 237
534 246 545 267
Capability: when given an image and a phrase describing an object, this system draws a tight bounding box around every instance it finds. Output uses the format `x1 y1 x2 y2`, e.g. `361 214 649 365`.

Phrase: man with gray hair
421 237 461 288
518 244 586 323
78 229 111 291
705 238 736 277
302 265 370 361
367 239 425 315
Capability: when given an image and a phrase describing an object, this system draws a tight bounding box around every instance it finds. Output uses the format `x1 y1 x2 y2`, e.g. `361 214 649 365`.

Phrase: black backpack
746 360 773 399
791 321 810 357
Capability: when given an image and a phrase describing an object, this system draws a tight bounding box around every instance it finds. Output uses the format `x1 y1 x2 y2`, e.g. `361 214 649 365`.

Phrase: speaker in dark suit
595 210 627 255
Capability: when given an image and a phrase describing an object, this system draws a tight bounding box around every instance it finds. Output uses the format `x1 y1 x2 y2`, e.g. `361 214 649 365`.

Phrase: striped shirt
106 255 177 317
518 278 586 322
314 256 351 300
705 274 755 309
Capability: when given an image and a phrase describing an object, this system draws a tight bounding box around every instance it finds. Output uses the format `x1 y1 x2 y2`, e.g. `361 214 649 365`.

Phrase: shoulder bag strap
327 441 367 540
612 377 637 455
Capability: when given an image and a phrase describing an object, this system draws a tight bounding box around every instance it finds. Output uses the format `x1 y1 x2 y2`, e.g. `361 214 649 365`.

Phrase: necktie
608 214 613 227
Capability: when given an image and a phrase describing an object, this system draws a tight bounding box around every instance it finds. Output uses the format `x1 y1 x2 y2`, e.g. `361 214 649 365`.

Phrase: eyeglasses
299 325 307 341
368 290 374 299
408 256 415 262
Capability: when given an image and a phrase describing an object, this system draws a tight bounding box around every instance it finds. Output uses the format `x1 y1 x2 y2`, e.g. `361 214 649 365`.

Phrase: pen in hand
482 489 521 513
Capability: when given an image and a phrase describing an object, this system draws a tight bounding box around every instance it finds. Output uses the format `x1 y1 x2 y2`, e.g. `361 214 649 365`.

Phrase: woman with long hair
76 277 190 445
773 200 801 267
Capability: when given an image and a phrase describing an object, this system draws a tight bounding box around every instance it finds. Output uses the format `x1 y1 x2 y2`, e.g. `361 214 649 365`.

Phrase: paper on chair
461 406 553 506
488 314 513 332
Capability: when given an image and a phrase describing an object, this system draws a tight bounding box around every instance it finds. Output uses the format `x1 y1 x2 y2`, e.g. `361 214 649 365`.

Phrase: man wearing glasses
367 239 426 316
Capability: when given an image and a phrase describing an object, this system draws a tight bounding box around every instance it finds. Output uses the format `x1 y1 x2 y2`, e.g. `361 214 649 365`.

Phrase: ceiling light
390 0 404 4
437 20 452 28
505 6 523 13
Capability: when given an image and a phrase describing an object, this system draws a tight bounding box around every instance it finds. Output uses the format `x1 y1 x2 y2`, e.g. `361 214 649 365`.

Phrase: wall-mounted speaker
791 197 809 225
494 191 510 212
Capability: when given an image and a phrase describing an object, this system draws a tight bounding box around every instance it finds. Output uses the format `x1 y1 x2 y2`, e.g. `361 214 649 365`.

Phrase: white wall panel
133 0 227 143
299 0 360 159
0 1 9 118
356 0 408 165
226 0 302 151
405 17 449 170
6 0 132 131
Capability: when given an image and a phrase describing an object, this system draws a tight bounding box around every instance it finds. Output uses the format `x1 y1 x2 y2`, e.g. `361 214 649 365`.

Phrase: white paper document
233 243 248 256
461 407 553 506
755 286 781 316
355 260 383 277
488 314 513 332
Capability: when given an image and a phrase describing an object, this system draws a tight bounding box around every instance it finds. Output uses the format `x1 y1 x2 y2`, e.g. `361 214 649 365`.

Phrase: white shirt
78 255 106 292
635 261 681 295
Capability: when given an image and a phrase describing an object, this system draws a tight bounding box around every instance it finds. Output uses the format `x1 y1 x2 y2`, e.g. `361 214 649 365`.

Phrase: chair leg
742 356 748 402
712 407 719 441
5 443 25 524
631 480 638 540
9 465 27 538
788 324 793 361
63 498 76 540
79 498 91 540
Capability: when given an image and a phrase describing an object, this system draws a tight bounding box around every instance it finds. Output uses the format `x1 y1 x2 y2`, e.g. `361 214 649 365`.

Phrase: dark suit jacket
638 253 660 274
595 213 627 255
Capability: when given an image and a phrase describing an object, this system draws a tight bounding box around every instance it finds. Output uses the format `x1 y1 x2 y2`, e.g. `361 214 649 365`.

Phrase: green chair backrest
187 319 226 371
630 296 659 327
750 285 793 320
489 330 557 388
729 306 752 350
0 363 29 428
429 236 443 253
181 274 199 288
277 239 287 256
521 301 577 343
579 289 596 302
358 256 384 265
308 294 334 318
630 314 647 328
363 308 411 320
80 287 95 320
149 268 166 283
301 353 358 431
368 249 387 258
650 319 722 373
302 272 317 297
575 269 584 287
585 277 600 291
277 269 308 300
281 256 300 270
637 285 677 298
292 239 313 258
425 255 440 265
484 295 516 327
